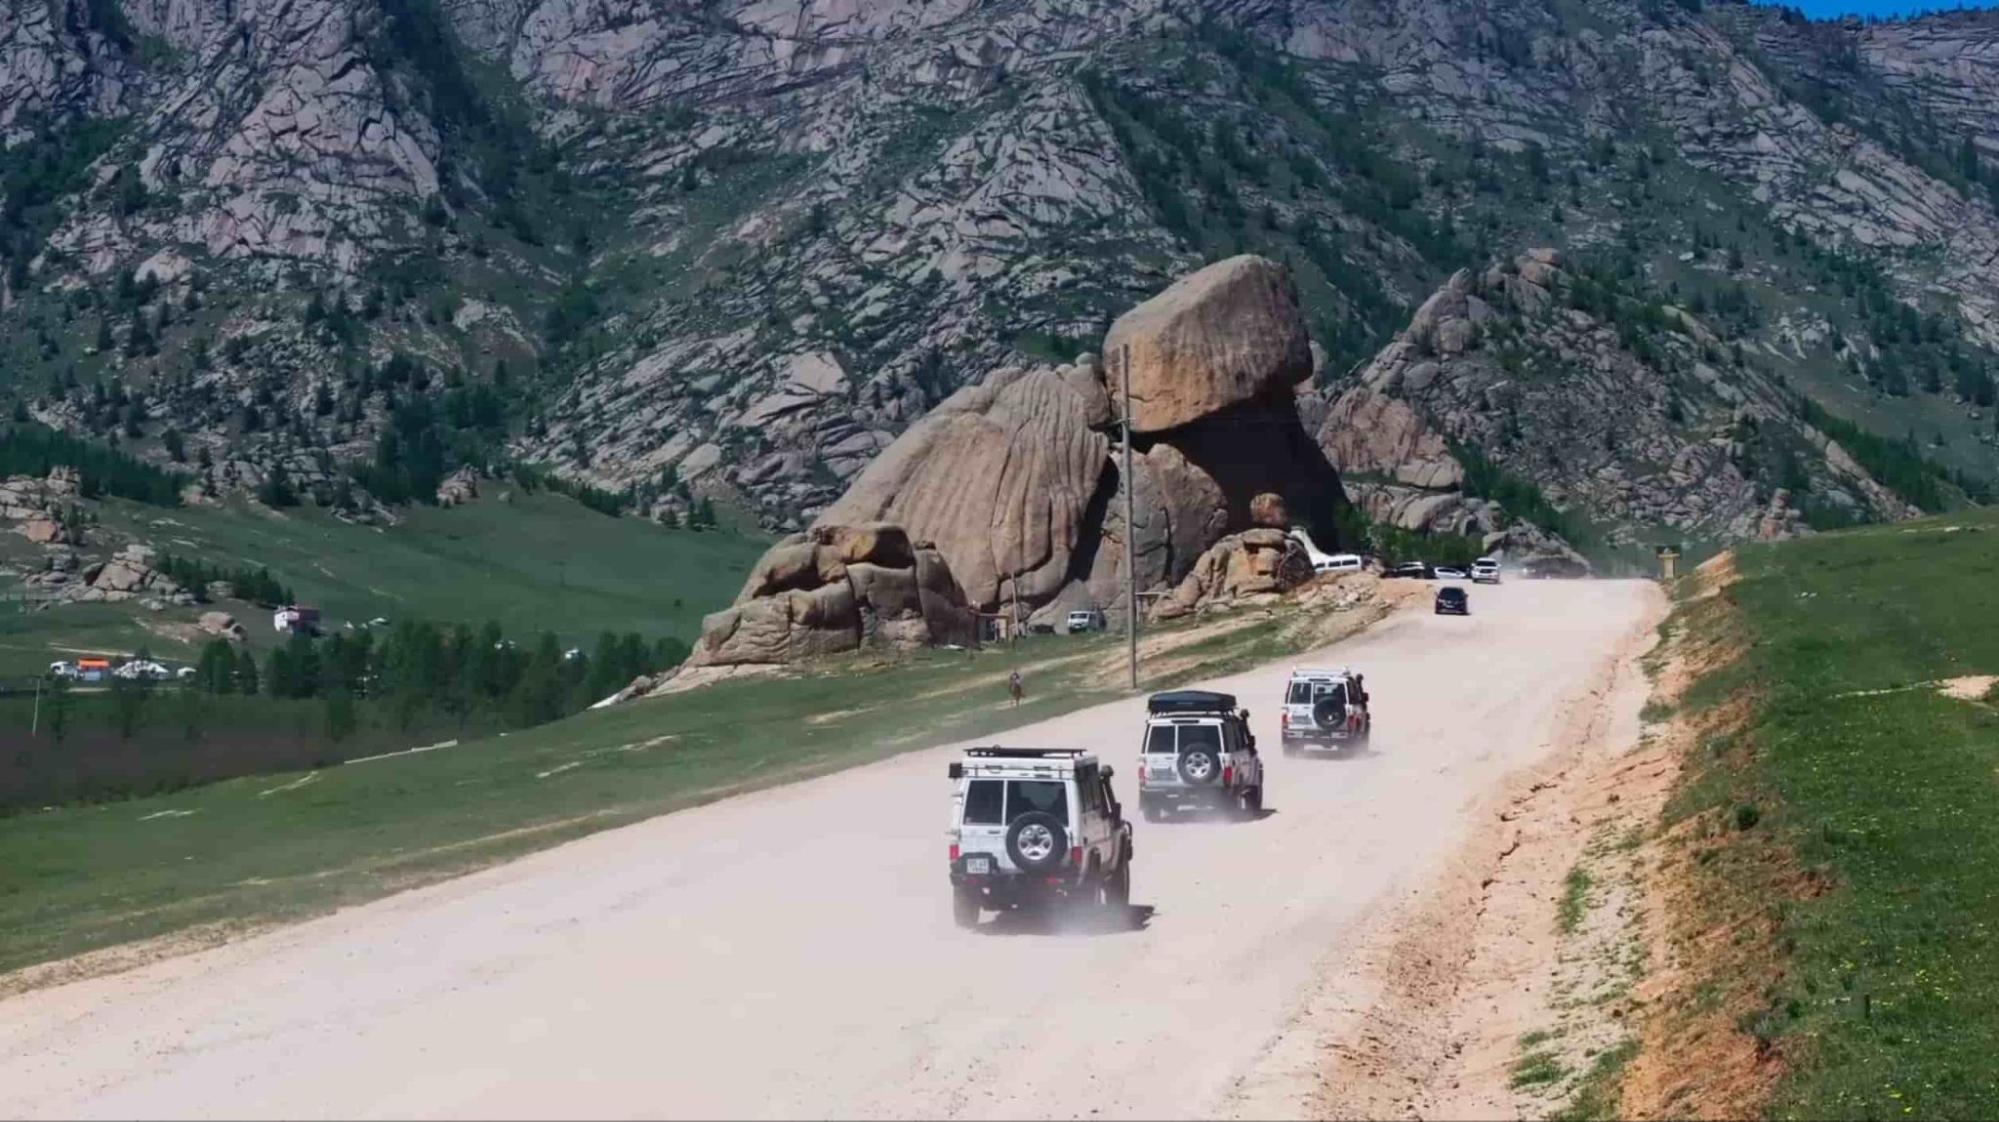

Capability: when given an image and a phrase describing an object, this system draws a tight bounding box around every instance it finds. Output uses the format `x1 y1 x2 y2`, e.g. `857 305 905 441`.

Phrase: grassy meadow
1662 506 1999 1119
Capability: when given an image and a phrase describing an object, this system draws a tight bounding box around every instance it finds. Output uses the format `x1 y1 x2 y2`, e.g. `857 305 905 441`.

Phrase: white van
1472 557 1502 584
1313 553 1364 575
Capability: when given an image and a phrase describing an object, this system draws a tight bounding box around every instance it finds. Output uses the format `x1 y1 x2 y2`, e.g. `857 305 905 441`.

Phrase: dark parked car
1387 561 1433 580
1434 587 1469 615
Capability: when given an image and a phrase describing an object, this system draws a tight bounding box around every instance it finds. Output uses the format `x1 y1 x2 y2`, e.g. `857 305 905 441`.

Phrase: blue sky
1767 0 1999 16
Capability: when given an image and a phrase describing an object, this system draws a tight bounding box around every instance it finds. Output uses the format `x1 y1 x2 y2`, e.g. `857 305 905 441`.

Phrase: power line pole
31 675 43 737
1121 344 1138 692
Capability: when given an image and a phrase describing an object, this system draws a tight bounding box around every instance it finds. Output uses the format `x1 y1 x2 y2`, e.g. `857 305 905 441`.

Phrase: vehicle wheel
1142 804 1165 822
1282 741 1299 758
952 887 980 929
1005 811 1069 873
1248 784 1264 813
1107 860 1131 908
1177 747 1221 786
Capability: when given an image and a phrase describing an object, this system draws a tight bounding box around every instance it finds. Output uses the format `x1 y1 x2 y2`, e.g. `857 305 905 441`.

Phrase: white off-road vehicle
1280 667 1371 755
1472 557 1502 584
1137 690 1264 821
947 747 1133 927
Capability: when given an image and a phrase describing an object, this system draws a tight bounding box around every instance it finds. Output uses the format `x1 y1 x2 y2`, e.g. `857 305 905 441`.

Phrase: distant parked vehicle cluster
46 656 187 684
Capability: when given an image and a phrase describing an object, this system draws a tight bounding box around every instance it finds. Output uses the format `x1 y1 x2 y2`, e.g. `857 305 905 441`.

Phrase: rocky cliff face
3 0 1995 548
1316 250 1916 556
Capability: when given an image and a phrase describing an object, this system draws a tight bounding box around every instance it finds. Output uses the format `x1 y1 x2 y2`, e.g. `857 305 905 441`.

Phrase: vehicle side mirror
948 763 963 779
1100 765 1115 780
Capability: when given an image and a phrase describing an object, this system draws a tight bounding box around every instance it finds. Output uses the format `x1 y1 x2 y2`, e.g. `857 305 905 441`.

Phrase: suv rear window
1006 780 1068 823
1177 724 1222 754
962 779 1003 825
1145 725 1176 754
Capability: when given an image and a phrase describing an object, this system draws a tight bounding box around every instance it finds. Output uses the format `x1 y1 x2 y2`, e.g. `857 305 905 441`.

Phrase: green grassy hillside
101 491 766 641
1662 506 1999 1119
0 491 767 676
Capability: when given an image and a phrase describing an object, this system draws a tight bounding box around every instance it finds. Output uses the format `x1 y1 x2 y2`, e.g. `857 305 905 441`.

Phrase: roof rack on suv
962 747 1091 759
1146 689 1239 715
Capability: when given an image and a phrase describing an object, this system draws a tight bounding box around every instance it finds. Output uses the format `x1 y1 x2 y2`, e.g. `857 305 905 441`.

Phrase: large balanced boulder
693 257 1364 666
817 366 1109 609
1103 255 1313 434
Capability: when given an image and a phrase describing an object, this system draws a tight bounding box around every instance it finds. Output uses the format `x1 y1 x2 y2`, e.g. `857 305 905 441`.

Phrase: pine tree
234 648 260 695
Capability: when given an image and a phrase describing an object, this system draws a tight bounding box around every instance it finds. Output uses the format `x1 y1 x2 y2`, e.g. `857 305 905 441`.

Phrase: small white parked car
1064 609 1106 633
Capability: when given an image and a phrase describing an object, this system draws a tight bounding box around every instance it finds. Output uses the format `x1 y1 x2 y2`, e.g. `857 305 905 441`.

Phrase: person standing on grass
1008 669 1025 708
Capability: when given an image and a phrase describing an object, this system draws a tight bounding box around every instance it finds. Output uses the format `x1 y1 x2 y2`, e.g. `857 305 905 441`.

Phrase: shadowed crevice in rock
1062 454 1120 598
1145 396 1349 549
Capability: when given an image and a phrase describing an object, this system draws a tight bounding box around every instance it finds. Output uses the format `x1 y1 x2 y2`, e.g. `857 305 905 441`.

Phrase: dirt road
0 579 1661 1120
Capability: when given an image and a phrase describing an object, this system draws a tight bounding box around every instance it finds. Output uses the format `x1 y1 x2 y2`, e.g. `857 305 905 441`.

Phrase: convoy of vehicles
949 672 1386 923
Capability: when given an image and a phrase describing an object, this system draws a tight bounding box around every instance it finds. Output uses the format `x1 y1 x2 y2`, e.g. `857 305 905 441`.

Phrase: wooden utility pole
1121 344 1138 692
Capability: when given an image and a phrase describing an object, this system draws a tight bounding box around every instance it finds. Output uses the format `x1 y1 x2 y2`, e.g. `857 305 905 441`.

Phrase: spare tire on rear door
1177 745 1221 786
1006 811 1068 872
1311 695 1345 732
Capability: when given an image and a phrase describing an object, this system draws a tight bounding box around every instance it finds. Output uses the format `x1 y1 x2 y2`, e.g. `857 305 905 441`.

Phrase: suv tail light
1281 710 1290 729
1067 846 1082 867
1222 765 1234 786
949 844 961 862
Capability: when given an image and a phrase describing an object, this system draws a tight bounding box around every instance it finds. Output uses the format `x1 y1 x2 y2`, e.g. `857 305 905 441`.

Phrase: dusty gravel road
0 579 1660 1120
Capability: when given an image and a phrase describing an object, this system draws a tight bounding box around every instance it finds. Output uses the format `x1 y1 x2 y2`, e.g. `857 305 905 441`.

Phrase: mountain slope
1315 249 1922 564
2 0 1993 545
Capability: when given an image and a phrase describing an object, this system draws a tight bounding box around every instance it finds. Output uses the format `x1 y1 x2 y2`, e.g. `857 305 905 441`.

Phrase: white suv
1280 667 1371 755
1472 557 1501 584
1065 609 1106 633
948 747 1133 927
1137 690 1265 820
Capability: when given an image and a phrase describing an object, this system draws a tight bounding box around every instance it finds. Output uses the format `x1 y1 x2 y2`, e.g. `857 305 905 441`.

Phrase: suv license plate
965 857 991 874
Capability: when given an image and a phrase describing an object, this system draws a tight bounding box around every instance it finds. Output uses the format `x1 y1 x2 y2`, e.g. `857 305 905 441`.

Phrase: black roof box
1146 689 1238 715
